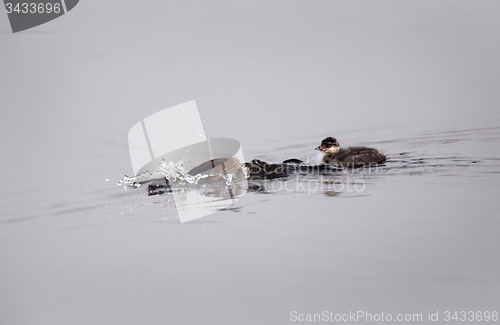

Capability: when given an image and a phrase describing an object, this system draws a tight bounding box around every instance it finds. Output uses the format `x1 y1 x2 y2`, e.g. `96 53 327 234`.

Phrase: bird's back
326 146 386 167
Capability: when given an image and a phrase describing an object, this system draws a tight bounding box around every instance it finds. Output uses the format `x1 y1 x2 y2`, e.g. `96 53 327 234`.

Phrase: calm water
1 1 500 324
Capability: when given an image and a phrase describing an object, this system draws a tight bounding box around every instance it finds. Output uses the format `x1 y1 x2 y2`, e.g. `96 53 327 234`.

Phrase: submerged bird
315 137 386 168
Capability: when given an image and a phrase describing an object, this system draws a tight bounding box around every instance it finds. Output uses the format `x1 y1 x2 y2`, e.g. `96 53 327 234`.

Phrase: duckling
315 137 386 168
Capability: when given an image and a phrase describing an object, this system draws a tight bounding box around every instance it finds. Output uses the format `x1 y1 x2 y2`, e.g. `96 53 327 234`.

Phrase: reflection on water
117 158 248 223
129 182 248 223
247 174 371 196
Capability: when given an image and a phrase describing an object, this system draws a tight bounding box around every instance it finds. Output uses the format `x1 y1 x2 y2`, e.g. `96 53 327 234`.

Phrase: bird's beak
315 145 325 151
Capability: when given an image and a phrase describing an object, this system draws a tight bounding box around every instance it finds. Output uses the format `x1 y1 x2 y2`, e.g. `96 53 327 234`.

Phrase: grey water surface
1 1 499 324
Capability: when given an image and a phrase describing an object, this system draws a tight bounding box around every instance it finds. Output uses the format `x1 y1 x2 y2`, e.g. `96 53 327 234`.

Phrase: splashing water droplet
202 119 205 122
106 178 109 181
199 133 203 137
116 157 244 190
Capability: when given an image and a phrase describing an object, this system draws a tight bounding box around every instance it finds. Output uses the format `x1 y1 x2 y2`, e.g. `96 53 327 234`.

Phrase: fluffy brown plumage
315 137 386 168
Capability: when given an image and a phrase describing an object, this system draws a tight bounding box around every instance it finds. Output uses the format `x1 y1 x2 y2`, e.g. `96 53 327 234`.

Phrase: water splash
118 159 242 189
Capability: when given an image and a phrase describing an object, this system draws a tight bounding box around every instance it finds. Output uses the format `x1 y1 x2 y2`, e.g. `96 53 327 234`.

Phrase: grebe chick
315 137 386 168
